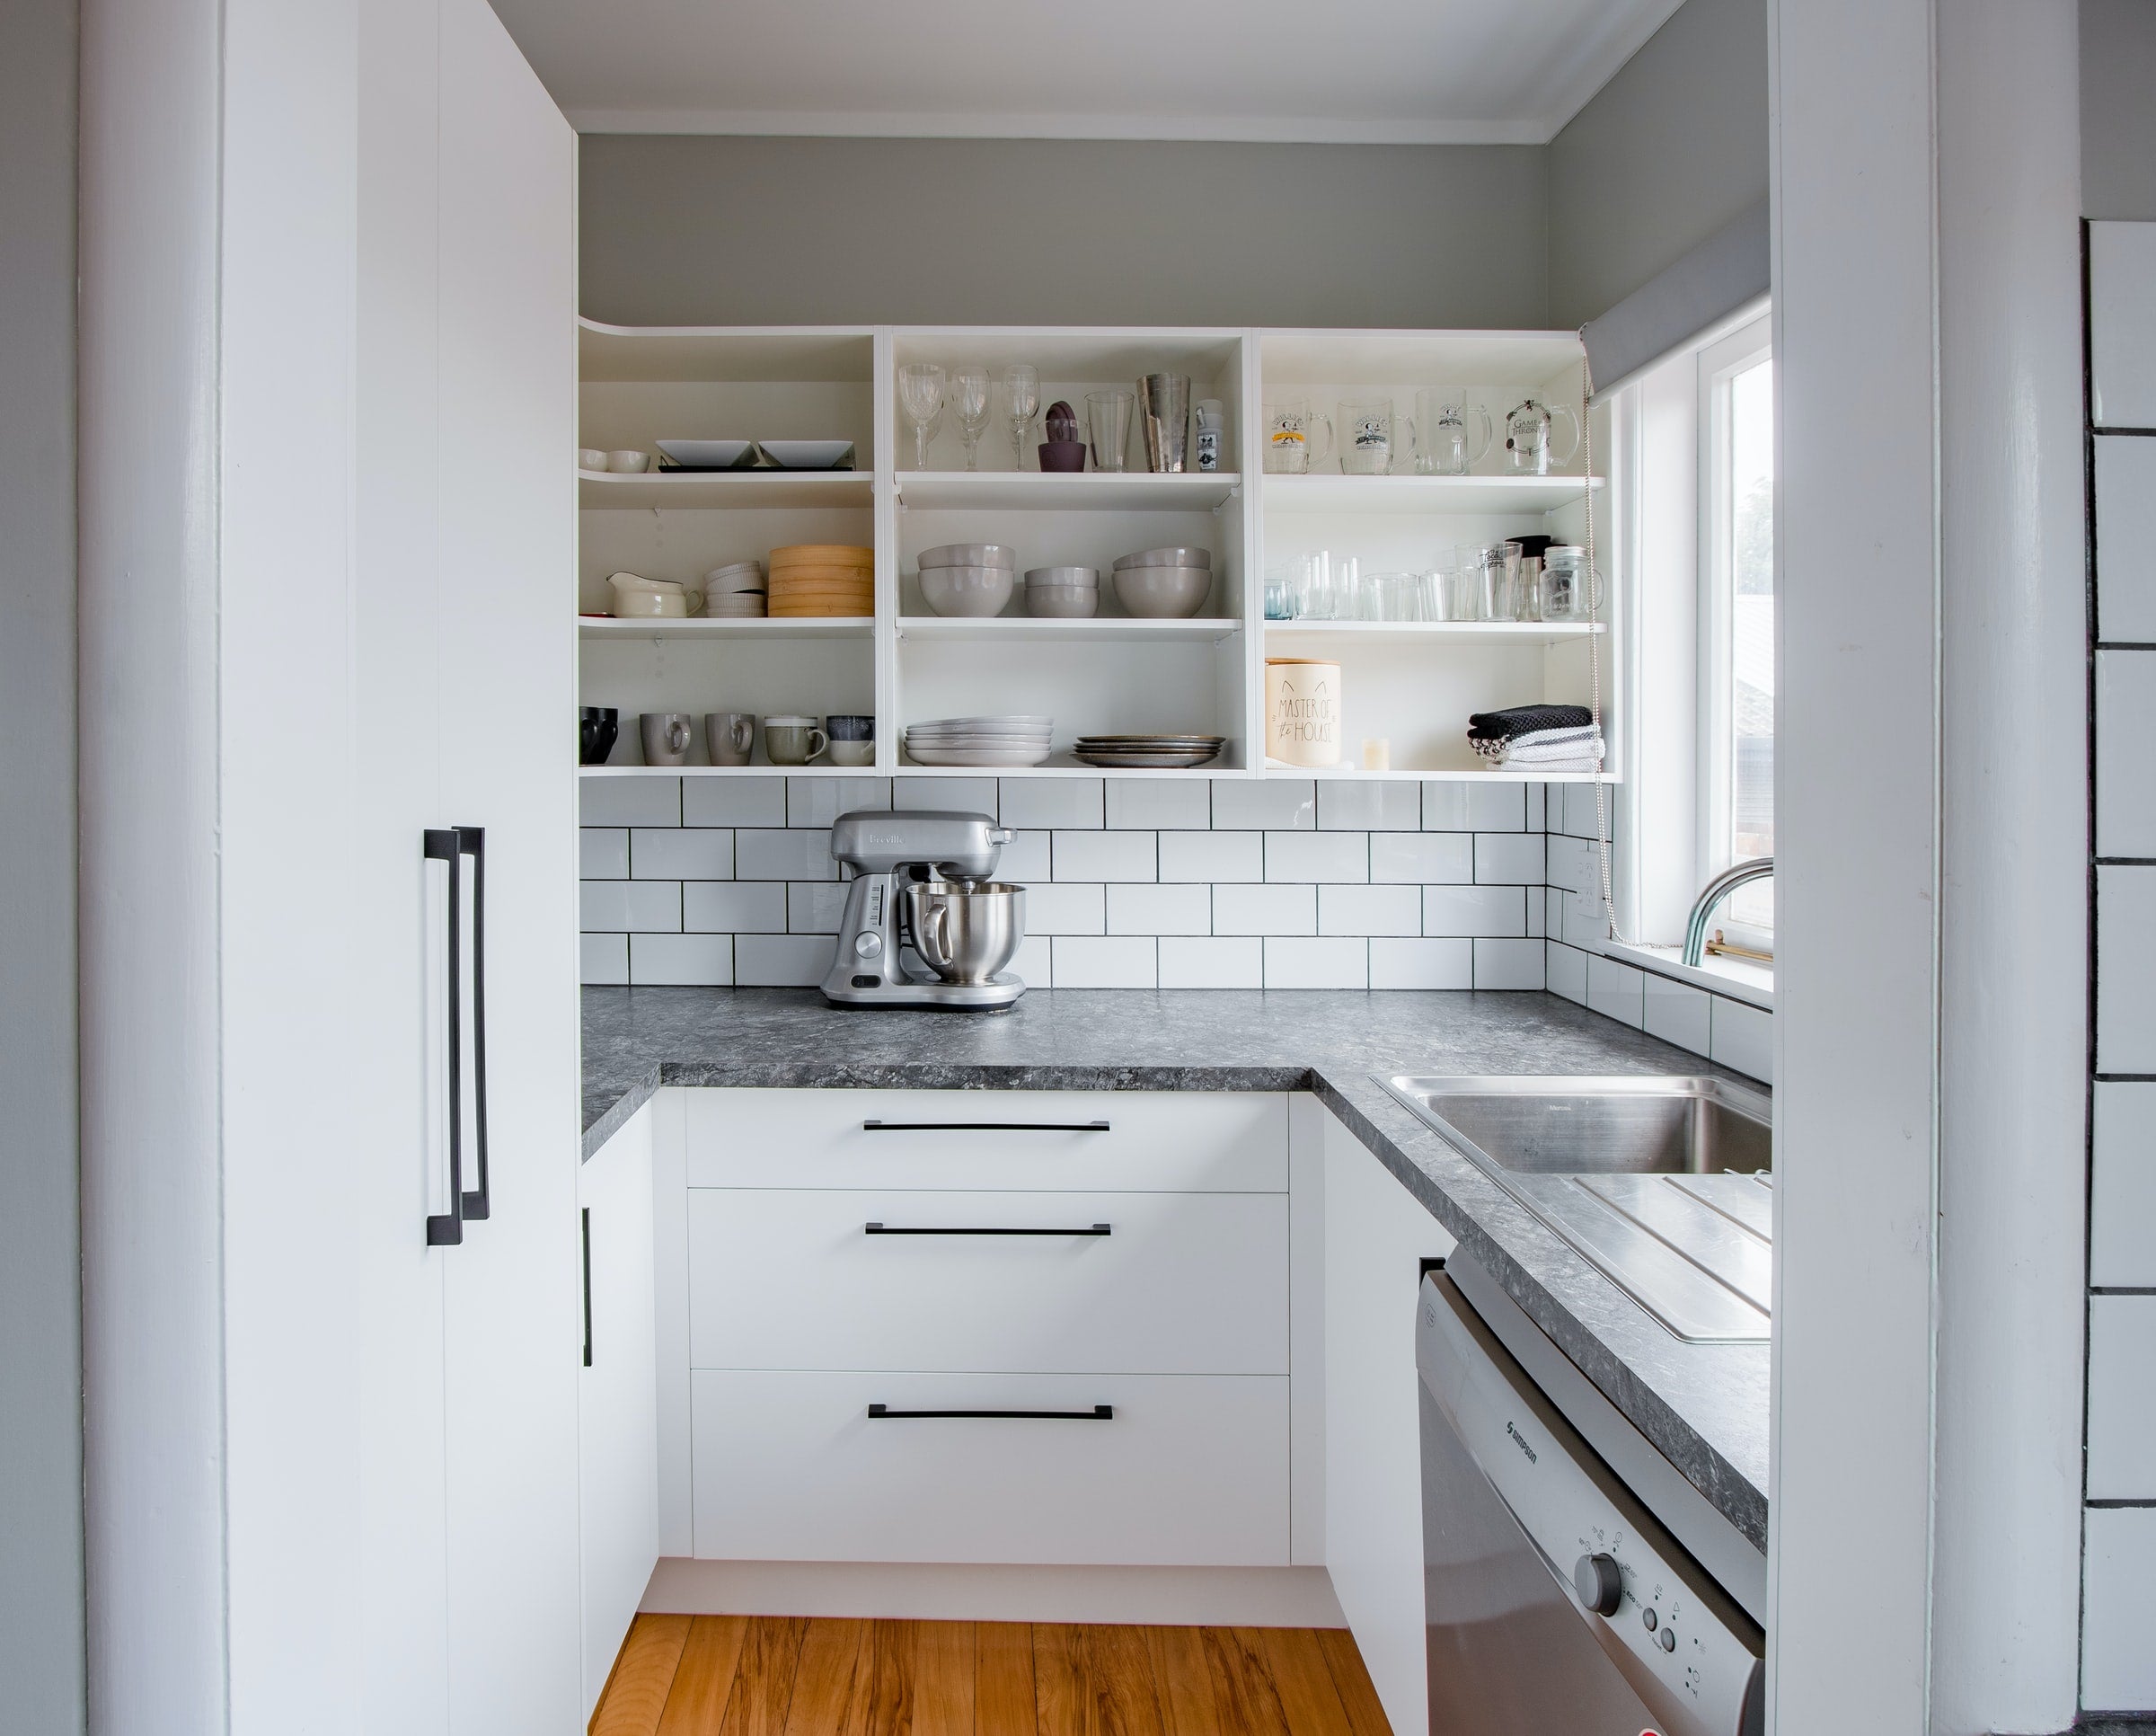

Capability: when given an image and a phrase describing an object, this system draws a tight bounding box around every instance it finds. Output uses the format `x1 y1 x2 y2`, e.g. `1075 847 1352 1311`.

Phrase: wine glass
950 365 992 472
998 364 1039 470
897 362 945 469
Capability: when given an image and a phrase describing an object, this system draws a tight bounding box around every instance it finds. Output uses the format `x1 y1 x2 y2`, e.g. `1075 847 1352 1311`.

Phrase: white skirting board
640 1560 1347 1628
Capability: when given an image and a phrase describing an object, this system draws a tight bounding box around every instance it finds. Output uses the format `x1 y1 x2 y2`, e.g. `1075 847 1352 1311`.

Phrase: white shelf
1263 620 1604 647
1259 328 1586 388
578 320 874 384
895 761 1242 779
579 616 873 641
1284 765 1618 783
897 616 1243 644
579 468 871 509
893 471 1241 513
579 764 879 777
1262 473 1603 515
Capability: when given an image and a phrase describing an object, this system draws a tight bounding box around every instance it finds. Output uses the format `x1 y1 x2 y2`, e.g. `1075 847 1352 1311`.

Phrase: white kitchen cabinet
578 1106 659 1722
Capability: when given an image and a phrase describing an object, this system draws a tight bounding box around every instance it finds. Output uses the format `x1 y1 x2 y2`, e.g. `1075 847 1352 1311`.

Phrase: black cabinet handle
860 1119 1110 1134
580 1207 593 1368
864 1222 1110 1237
457 827 490 1222
867 1404 1113 1422
424 828 464 1247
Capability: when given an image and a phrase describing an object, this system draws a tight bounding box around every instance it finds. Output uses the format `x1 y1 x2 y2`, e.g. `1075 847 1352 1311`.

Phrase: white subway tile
1562 782 1605 840
1214 778 1315 830
683 775 785 828
999 776 1102 828
1523 784 1545 832
1371 831 1472 885
2087 1295 2156 1501
1318 780 1420 830
1320 884 1422 936
2097 650 2156 855
1545 940 1588 1004
629 933 732 986
1710 996 1774 1084
789 881 850 934
1371 938 1472 989
1009 933 1053 988
1267 831 1368 882
735 828 835 881
1214 883 1317 936
996 829 1052 882
1524 890 1545 937
787 776 892 828
1159 936 1263 988
579 828 628 879
2096 435 2156 642
2099 866 2156 1072
1472 938 1545 991
579 932 628 985
1054 829 1157 881
2091 1082 2156 1288
1545 888 1570 937
580 880 679 934
683 881 787 934
1025 881 1106 935
1641 974 1712 1056
733 934 828 987
1466 782 1526 831
1586 955 1645 1028
580 774 681 828
1546 834 1596 894
1560 888 1612 952
2083 1506 2156 1710
2090 221 2156 429
1424 884 1527 938
1107 883 1212 935
632 827 733 881
897 776 998 817
1420 784 1470 830
1158 829 1263 882
1475 832 1545 885
1106 779 1211 829
1053 936 1158 988
1264 936 1368 989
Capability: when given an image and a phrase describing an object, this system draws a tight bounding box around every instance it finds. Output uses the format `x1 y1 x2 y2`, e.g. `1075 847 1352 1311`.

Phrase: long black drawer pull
867 1404 1114 1422
424 828 464 1247
860 1119 1110 1134
457 826 490 1222
864 1222 1111 1237
580 1207 594 1368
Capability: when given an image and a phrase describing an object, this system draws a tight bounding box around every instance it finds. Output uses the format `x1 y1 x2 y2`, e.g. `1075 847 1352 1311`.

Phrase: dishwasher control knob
1574 1554 1624 1616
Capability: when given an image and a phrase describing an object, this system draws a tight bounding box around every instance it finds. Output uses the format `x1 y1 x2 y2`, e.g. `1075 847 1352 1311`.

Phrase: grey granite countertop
581 985 1770 1553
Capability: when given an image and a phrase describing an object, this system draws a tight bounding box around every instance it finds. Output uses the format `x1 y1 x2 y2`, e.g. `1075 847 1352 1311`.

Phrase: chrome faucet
1682 857 1774 967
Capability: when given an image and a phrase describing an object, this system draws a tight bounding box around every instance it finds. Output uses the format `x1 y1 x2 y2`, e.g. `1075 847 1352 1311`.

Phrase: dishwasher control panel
1418 1273 1765 1736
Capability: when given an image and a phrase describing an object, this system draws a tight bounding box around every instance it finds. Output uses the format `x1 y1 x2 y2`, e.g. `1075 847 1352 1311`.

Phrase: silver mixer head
821 810 1026 1012
828 810 1012 880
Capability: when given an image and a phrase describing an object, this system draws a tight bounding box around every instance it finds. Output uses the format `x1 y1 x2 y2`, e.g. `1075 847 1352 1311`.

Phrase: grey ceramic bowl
1112 564 1213 618
918 543 1017 570
919 564 1015 616
1026 584 1100 618
1112 545 1214 571
1024 565 1100 589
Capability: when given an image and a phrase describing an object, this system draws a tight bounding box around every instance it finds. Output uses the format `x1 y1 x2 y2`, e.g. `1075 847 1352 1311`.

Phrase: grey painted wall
2082 0 2156 220
579 135 1548 328
0 0 86 1730
1546 0 1768 330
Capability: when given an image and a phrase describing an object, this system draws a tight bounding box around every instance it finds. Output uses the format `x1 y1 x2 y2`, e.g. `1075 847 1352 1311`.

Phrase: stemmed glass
999 364 1040 470
950 365 992 472
897 362 945 469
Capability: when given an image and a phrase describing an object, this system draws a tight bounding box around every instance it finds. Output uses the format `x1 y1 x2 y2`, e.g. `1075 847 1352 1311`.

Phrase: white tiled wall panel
787 777 893 828
2090 222 2156 430
1585 955 1645 1028
1265 831 1367 882
999 777 1103 830
2082 1506 2156 1711
1158 935 1263 989
580 828 628 879
684 881 786 934
1159 829 1263 882
903 776 1000 817
2095 650 2156 857
1052 935 1158 988
1710 996 1773 1084
581 880 680 934
1318 884 1421 936
1370 938 1472 990
2098 866 2156 1072
1372 831 1471 884
1317 780 1420 831
1545 939 1587 1003
580 774 681 828
2086 1295 2156 1500
632 827 734 881
733 934 828 988
1054 829 1157 882
1212 779 1315 831
1425 885 1527 938
2095 435 2156 643
630 933 731 987
1465 781 1528 831
1471 939 1545 991
1212 883 1317 936
1107 883 1212 936
1642 975 1712 1056
580 932 627 985
1106 779 1210 830
2090 1082 2156 1288
1263 936 1368 989
684 776 786 828
1476 833 1545 885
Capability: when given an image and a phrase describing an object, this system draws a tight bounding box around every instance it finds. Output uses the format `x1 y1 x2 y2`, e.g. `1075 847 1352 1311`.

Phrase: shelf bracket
1212 483 1241 517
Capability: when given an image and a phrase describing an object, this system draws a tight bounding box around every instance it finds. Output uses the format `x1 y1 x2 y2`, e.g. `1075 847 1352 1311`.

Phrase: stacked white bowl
702 560 767 619
902 714 1054 768
1024 565 1100 619
917 544 1017 617
1111 546 1214 618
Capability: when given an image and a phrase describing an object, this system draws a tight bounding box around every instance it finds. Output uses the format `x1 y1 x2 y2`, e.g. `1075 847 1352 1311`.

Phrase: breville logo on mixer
1506 1421 1538 1464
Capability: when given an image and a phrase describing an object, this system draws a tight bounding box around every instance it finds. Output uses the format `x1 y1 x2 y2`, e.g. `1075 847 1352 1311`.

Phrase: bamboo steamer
768 544 872 569
765 564 876 585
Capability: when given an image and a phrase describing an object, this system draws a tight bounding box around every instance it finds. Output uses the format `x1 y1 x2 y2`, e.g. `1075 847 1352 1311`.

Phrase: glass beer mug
1414 389 1493 476
1338 398 1416 475
1265 400 1334 474
1502 398 1582 475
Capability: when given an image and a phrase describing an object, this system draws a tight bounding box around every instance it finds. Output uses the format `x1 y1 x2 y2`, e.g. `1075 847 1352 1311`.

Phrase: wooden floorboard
596 1616 1390 1736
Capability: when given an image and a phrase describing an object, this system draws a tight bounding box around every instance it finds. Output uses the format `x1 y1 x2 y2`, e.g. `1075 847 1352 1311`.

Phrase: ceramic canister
1264 658 1342 767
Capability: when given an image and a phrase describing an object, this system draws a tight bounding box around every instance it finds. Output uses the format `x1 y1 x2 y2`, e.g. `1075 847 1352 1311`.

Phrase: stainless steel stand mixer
820 810 1028 1010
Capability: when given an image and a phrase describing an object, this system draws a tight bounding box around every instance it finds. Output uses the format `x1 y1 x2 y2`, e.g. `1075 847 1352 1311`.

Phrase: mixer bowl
904 881 1025 985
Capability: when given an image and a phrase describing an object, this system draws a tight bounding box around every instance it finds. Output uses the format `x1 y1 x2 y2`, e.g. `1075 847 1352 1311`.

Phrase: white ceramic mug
763 715 829 766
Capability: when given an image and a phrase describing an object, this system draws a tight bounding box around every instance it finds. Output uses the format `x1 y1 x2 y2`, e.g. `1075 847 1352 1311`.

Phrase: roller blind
1581 199 1771 402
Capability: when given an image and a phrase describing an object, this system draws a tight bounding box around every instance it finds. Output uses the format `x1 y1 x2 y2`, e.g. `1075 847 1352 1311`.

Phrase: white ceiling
490 0 1687 146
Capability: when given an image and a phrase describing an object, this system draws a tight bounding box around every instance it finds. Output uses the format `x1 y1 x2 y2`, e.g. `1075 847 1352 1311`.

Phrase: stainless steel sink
1385 1076 1774 1343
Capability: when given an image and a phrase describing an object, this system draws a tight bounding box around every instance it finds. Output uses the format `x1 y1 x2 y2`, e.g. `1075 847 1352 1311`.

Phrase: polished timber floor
591 1616 1393 1736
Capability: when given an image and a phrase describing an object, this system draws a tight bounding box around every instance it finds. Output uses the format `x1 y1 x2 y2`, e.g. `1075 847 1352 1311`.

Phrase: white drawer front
687 1189 1287 1375
690 1370 1289 1566
683 1089 1287 1192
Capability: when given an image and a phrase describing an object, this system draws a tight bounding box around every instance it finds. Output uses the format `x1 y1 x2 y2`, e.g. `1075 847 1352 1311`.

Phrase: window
1699 317 1775 950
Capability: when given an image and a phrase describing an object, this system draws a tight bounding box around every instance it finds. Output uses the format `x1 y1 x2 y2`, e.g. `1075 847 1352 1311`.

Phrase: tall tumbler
1086 390 1133 473
1136 373 1191 474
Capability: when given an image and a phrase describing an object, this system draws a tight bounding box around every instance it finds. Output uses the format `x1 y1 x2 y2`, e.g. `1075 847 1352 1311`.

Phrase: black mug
579 706 620 766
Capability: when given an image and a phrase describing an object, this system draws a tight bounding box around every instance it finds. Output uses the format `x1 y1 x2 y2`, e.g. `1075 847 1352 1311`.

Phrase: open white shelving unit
575 319 1613 780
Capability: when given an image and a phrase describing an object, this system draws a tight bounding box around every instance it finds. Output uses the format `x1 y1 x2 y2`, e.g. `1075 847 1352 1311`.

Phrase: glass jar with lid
1537 546 1604 622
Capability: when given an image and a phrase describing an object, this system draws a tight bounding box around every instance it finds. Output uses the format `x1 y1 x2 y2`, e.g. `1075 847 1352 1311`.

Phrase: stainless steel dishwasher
1418 1254 1766 1736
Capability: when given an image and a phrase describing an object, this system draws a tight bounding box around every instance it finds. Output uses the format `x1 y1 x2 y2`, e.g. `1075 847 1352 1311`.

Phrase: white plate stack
702 560 767 618
903 715 1054 768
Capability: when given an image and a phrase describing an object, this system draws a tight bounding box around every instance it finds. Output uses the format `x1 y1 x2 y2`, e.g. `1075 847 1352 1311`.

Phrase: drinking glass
999 364 1040 470
1470 543 1519 621
1086 390 1133 473
897 362 945 469
950 365 992 472
1294 549 1335 619
1369 571 1422 622
1339 399 1415 475
1265 400 1334 474
1414 388 1493 475
1263 565 1294 620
